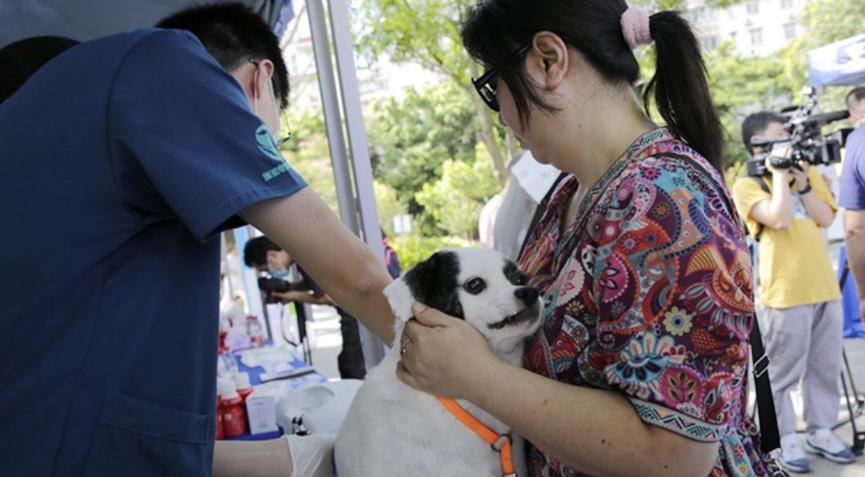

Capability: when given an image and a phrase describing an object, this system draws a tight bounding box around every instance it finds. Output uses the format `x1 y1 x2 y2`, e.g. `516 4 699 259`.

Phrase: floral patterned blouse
518 129 770 477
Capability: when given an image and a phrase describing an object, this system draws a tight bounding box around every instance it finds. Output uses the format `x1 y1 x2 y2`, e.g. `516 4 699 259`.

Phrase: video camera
258 277 291 293
258 276 291 303
746 86 850 177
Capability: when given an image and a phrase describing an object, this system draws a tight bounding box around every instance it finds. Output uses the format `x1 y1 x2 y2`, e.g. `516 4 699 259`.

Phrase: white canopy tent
808 33 865 87
0 0 387 365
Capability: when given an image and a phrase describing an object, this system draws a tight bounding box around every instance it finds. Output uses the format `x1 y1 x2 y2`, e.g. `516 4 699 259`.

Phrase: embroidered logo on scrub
256 124 290 181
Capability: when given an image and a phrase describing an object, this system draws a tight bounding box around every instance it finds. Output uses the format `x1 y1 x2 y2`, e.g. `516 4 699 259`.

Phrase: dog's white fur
335 248 541 477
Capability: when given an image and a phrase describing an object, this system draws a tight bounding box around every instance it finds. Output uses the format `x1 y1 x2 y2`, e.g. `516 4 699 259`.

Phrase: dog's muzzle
487 302 541 330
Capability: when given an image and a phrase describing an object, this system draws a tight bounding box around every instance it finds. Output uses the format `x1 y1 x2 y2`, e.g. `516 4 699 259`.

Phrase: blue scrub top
0 29 306 476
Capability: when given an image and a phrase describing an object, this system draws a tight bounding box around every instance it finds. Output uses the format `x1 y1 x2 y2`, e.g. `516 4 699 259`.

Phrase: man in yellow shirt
732 112 854 473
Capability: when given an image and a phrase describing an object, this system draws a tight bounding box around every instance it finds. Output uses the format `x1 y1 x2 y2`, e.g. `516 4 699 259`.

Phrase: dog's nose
514 287 539 307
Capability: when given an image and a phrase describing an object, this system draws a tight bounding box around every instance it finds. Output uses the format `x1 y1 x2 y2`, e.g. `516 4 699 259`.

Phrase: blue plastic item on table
232 345 323 386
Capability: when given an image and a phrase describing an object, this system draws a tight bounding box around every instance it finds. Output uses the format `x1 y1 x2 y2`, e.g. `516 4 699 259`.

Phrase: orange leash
437 397 516 477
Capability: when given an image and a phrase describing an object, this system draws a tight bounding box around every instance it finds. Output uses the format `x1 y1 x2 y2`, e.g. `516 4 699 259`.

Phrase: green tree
366 82 482 234
350 0 752 189
374 182 408 237
351 0 511 185
781 0 865 110
281 107 409 226
415 149 499 239
281 108 340 212
703 43 795 167
390 234 475 270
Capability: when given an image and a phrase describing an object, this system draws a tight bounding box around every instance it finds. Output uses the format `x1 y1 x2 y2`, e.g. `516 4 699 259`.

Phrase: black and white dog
335 248 541 477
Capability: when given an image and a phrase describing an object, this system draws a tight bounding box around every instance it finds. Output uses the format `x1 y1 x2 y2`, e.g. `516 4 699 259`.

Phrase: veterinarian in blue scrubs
0 5 393 476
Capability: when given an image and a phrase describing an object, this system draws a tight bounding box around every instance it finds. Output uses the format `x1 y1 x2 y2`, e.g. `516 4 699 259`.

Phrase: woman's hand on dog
396 303 499 399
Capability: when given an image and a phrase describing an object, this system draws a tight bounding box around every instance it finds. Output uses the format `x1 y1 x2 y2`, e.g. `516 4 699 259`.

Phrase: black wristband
798 181 812 195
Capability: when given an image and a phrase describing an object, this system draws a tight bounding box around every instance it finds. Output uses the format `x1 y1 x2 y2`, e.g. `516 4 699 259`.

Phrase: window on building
781 0 794 9
750 28 763 47
784 23 796 40
746 2 759 14
704 36 719 50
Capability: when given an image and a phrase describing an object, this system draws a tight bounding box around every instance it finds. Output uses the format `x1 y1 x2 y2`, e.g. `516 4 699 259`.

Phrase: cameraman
733 111 854 472
840 87 865 327
243 236 365 379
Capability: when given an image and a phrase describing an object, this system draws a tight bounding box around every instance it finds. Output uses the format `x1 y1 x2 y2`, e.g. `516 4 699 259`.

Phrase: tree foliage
390 233 475 270
374 181 408 238
280 106 409 229
293 0 865 241
780 0 865 110
351 0 513 185
415 150 499 238
280 109 339 212
366 82 483 235
704 43 795 167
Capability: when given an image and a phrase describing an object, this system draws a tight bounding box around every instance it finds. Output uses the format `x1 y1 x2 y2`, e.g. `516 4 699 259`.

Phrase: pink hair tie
620 6 652 49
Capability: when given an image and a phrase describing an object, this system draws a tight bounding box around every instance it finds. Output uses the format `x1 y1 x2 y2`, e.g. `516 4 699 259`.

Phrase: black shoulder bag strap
517 171 569 260
747 177 782 454
750 315 781 453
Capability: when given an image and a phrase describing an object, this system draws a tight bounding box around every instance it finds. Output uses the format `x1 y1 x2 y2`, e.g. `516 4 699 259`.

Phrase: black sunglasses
471 43 532 112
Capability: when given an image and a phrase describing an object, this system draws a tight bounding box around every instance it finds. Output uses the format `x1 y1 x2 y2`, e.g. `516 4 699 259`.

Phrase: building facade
685 0 809 57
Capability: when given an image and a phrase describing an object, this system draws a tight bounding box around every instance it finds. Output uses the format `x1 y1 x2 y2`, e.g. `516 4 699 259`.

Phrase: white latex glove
284 433 335 477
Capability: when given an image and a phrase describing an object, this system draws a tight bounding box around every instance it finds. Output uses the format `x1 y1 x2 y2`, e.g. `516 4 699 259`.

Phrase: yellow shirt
732 167 841 309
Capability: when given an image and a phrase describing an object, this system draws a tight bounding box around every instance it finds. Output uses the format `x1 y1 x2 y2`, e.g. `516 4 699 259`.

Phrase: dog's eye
504 261 529 286
463 277 486 295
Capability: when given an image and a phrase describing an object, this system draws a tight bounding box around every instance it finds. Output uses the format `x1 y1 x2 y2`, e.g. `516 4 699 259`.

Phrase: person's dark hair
0 36 79 104
846 86 865 109
243 236 282 267
156 2 289 109
741 111 785 156
461 0 724 170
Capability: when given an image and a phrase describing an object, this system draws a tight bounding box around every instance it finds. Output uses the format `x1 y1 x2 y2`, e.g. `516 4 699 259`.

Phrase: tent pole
306 0 386 367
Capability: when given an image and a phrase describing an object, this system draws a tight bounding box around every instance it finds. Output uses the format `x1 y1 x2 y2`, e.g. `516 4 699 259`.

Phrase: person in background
0 35 79 103
732 111 853 472
492 153 562 261
0 3 392 476
380 227 402 279
244 235 366 379
244 236 334 306
840 87 865 328
478 192 504 248
396 1 771 475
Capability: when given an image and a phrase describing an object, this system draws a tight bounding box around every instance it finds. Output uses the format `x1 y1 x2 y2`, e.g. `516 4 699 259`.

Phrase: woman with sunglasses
397 1 772 476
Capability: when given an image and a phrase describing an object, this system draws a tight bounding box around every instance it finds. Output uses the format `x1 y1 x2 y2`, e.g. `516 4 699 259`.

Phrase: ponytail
643 11 724 171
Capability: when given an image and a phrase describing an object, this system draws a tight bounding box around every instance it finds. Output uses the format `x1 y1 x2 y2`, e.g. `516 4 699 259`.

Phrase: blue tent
808 33 865 87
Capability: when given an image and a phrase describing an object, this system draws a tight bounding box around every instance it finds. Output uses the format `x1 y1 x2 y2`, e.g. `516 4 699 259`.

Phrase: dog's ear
381 251 452 322
382 278 415 322
400 250 465 320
